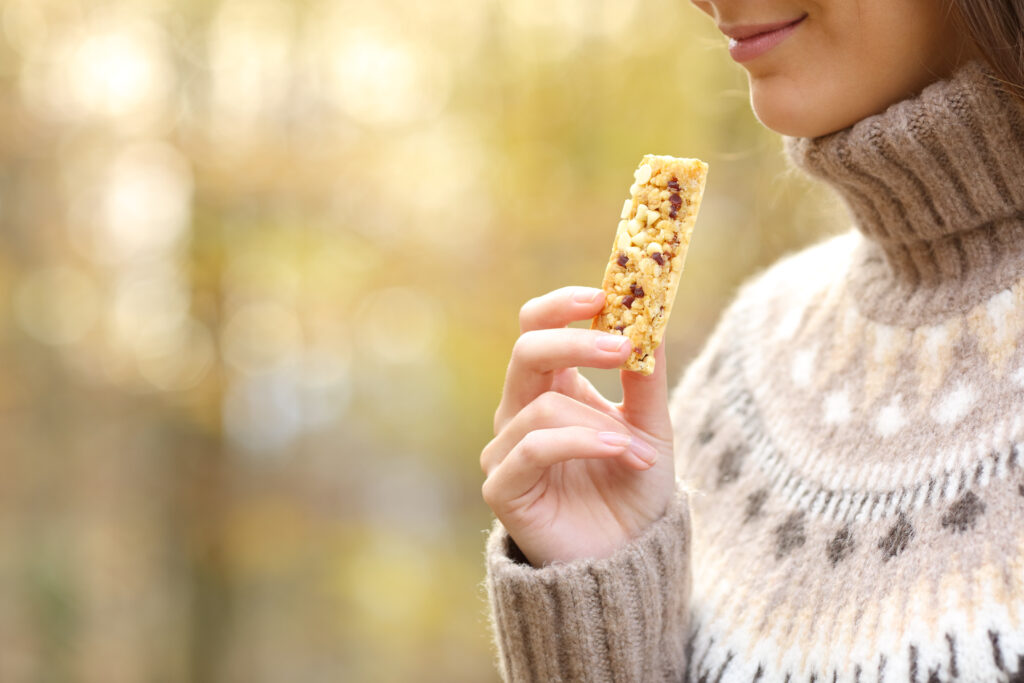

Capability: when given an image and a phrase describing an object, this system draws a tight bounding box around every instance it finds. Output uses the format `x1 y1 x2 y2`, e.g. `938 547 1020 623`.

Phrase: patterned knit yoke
486 61 1024 683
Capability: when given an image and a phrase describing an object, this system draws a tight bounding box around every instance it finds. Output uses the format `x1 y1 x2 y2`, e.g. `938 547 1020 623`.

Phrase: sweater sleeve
484 489 692 682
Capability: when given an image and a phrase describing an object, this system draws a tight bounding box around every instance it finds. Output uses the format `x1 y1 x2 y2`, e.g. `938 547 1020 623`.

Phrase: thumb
619 344 672 441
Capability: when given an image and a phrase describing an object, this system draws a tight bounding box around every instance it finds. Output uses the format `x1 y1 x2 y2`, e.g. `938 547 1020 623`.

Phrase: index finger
519 286 607 333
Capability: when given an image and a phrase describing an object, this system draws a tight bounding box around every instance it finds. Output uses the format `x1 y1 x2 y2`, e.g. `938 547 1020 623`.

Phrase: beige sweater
485 61 1024 682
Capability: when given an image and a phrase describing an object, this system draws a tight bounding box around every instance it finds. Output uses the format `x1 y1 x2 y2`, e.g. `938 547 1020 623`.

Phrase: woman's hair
952 0 1024 100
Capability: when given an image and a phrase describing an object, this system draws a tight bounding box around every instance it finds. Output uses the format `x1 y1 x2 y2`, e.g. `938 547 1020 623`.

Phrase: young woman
481 1 1024 681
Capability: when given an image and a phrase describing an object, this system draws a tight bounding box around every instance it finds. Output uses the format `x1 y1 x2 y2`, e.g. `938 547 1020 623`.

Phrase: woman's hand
481 286 676 567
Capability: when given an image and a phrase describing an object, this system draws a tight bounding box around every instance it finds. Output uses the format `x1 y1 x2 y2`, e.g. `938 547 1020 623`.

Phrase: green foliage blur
0 0 842 681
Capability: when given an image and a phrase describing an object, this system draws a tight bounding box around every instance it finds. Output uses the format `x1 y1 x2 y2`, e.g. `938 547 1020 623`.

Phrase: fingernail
630 438 658 464
573 289 605 304
595 335 629 353
597 431 631 448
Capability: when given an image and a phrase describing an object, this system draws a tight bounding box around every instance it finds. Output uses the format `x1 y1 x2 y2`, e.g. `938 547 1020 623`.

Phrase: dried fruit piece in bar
592 154 708 375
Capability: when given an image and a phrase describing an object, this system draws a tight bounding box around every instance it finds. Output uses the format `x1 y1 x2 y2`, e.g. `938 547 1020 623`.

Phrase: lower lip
727 17 805 63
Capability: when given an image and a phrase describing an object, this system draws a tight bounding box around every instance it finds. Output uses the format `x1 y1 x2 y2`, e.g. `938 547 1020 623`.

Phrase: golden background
0 0 841 680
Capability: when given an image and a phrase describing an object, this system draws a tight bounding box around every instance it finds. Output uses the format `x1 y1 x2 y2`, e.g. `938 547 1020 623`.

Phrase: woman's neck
785 61 1024 326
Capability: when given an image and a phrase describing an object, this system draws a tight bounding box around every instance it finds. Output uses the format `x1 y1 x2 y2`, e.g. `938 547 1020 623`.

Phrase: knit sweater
485 61 1024 682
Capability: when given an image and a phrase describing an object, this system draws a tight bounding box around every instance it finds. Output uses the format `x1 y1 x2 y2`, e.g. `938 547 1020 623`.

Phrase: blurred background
0 0 843 681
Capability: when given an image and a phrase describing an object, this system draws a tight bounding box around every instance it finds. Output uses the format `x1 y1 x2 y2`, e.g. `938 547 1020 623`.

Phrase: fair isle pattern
694 234 1024 527
673 231 1024 682
485 62 1024 682
679 298 1024 681
715 366 1024 526
736 240 1024 475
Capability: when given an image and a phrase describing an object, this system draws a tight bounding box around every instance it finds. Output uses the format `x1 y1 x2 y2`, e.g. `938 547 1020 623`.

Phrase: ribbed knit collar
785 61 1024 326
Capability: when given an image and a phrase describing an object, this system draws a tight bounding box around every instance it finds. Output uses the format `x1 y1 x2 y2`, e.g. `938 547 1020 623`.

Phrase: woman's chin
749 87 860 139
747 69 954 139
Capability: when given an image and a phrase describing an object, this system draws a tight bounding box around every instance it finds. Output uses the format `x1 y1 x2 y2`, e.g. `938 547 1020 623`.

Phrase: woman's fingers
483 390 632 475
493 285 619 432
519 286 607 333
494 327 632 431
481 426 655 513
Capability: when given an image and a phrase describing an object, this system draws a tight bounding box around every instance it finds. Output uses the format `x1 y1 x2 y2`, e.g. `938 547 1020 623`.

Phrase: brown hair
952 0 1024 100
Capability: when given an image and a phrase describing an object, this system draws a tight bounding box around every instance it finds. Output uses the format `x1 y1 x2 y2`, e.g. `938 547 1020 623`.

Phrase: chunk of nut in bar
592 155 708 375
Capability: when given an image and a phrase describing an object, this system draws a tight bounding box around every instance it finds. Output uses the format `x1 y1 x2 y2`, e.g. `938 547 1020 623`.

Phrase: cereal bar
592 155 708 375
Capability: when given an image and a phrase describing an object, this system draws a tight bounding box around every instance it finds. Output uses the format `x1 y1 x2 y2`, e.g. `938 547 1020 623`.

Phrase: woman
481 0 1024 680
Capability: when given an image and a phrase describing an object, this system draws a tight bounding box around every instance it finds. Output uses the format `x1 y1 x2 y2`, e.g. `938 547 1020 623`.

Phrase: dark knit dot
940 490 986 533
1012 655 1024 683
1018 483 1024 498
683 629 697 676
774 511 806 559
716 447 744 487
990 630 1006 671
946 633 959 678
744 489 768 524
827 526 855 567
878 513 914 561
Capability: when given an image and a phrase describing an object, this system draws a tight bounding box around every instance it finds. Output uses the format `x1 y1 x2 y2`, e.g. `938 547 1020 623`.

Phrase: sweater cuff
485 490 691 682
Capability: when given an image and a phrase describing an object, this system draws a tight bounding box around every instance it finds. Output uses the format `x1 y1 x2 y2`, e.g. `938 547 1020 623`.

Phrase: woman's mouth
722 15 807 63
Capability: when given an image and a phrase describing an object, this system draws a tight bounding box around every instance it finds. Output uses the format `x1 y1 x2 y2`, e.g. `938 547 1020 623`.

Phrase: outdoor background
0 0 843 681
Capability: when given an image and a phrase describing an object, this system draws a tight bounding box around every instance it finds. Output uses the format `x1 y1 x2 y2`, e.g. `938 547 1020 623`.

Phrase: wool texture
485 62 1024 682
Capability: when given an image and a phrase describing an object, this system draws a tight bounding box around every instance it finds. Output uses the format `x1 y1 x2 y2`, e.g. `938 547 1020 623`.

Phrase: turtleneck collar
785 61 1024 326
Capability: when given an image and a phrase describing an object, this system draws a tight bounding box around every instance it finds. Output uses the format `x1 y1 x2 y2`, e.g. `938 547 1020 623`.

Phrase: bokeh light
223 369 304 455
101 144 193 261
67 20 172 119
19 14 173 126
327 30 451 128
207 0 294 143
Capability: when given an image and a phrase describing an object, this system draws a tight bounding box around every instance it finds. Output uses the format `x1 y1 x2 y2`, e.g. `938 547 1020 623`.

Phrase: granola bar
592 155 708 375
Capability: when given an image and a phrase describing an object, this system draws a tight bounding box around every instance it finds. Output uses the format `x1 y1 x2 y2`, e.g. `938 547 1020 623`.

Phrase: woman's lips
723 16 806 63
